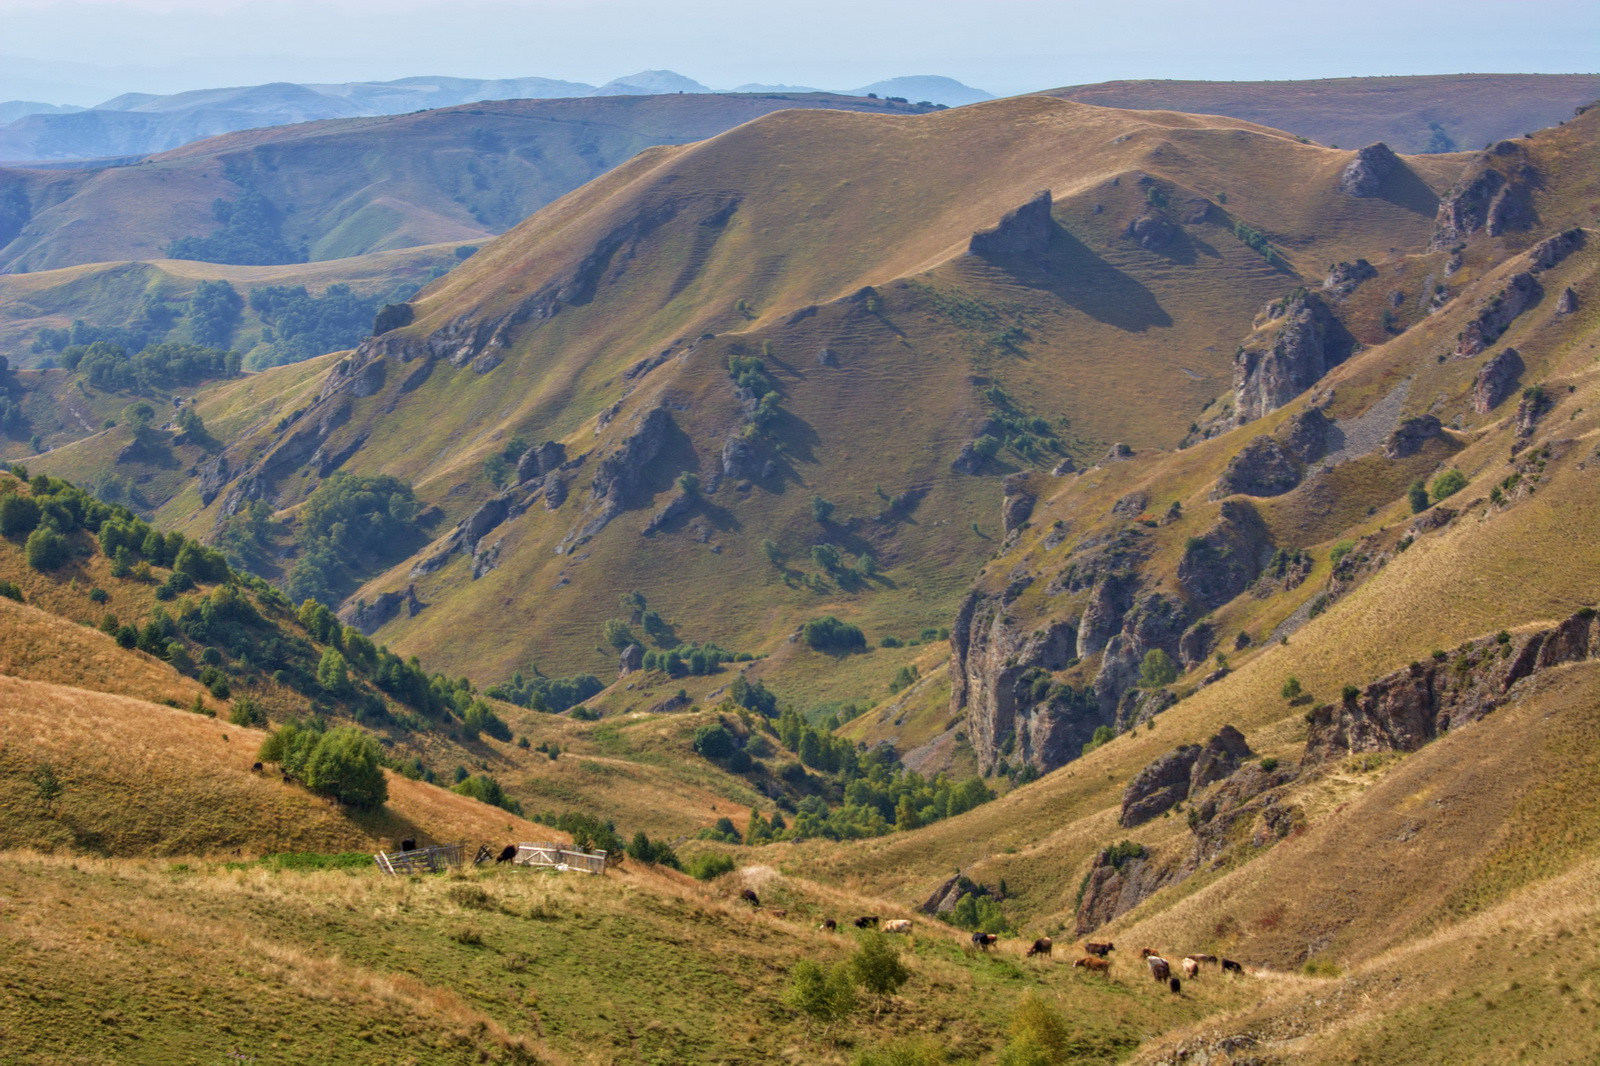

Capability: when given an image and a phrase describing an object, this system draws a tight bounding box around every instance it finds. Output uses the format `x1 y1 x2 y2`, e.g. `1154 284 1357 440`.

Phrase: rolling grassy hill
1043 73 1600 153
0 92 944 273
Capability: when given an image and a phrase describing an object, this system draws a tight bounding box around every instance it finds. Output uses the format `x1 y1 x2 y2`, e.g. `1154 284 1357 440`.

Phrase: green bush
1138 648 1178 688
787 959 857 1031
1280 676 1302 701
803 615 866 652
1341 684 1362 702
998 991 1074 1066
1407 479 1430 513
1329 540 1355 566
0 493 41 537
0 579 21 602
1430 468 1468 503
1260 757 1280 772
682 852 736 880
850 930 910 1003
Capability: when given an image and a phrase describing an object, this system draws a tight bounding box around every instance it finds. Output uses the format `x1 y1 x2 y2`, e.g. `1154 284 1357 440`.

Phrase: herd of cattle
738 891 1246 992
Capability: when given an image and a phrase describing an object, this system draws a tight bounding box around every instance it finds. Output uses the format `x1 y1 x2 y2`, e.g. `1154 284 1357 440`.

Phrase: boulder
1337 143 1398 197
619 643 644 676
1125 213 1177 250
1557 287 1579 315
1212 436 1300 499
1100 442 1134 464
1001 473 1037 534
515 439 567 484
1383 415 1445 458
1324 259 1377 293
721 435 761 480
1473 348 1524 413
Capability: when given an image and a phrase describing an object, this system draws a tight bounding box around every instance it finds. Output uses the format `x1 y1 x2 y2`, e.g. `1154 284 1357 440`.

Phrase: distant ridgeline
0 465 519 787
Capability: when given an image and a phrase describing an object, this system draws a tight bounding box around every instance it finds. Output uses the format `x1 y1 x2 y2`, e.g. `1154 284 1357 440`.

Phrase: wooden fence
511 841 609 875
373 842 466 876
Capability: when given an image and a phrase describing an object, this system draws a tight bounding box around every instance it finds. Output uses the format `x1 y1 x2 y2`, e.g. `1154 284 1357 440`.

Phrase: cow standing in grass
1026 936 1053 958
972 932 998 951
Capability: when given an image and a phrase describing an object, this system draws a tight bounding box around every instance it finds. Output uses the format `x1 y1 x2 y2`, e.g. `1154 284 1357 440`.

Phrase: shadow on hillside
1378 163 1442 216
980 226 1173 333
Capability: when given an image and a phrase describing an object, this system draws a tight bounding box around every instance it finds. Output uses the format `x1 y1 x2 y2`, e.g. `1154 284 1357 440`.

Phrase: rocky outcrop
1337 143 1398 197
949 591 1097 773
1097 592 1190 716
1514 386 1552 445
1558 287 1579 314
642 490 696 534
1211 436 1299 499
619 643 644 676
1455 272 1540 357
968 190 1053 257
566 406 676 543
1473 348 1524 413
1383 415 1445 458
1305 607 1599 762
1176 501 1272 612
1233 291 1354 424
1432 147 1538 247
343 584 423 634
515 440 567 484
1530 228 1585 270
919 875 992 916
950 440 986 474
371 302 413 336
1074 844 1170 935
1124 213 1177 251
1100 443 1134 464
1324 258 1377 293
1001 473 1037 535
1120 725 1252 827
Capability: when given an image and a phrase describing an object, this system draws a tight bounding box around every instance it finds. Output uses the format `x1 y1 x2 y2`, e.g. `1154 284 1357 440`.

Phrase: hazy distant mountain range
0 71 992 162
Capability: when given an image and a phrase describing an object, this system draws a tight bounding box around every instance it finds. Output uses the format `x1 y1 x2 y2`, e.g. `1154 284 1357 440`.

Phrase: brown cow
1026 936 1053 958
1145 954 1172 982
1073 957 1111 974
1186 953 1218 967
740 889 760 907
820 919 837 932
1083 941 1114 957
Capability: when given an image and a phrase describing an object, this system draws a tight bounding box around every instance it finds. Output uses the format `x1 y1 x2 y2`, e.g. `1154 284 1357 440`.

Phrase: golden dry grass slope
113 95 1477 703
0 92 944 273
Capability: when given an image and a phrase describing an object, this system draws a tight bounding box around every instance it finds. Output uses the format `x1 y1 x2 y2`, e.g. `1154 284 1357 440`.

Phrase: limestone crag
1558 287 1579 314
1119 725 1251 827
1001 473 1037 536
1176 501 1272 612
563 406 677 546
1337 143 1399 197
1125 213 1177 251
1324 258 1377 294
1431 145 1538 248
342 584 423 634
1473 348 1524 413
968 190 1053 257
1304 607 1599 762
1454 272 1540 357
1529 227 1586 270
1233 291 1353 424
1382 414 1447 458
1211 436 1299 499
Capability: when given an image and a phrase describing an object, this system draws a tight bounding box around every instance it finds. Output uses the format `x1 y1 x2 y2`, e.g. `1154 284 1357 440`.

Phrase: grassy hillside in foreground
1043 73 1600 153
0 92 943 274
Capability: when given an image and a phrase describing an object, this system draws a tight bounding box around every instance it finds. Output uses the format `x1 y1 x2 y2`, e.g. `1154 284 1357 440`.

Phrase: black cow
740 888 760 907
400 838 417 852
1026 936 1053 958
971 932 998 951
1169 977 1182 994
1222 958 1245 974
854 916 879 929
820 918 837 932
250 762 264 774
496 844 517 863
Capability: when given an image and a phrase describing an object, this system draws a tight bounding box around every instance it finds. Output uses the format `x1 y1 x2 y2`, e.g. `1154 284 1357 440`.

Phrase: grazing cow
1073 957 1111 974
250 762 264 774
883 919 913 934
740 888 760 907
496 845 517 864
771 909 788 919
854 916 880 929
1145 955 1171 982
972 932 998 951
1181 957 1199 979
1026 936 1053 958
820 919 837 932
1222 958 1245 974
1083 941 1114 957
400 838 417 853
1169 976 1182 994
1186 953 1218 967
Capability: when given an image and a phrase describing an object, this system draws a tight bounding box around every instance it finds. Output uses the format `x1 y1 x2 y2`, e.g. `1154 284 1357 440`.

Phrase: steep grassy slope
0 93 941 272
123 96 1469 698
0 245 462 368
1045 73 1600 153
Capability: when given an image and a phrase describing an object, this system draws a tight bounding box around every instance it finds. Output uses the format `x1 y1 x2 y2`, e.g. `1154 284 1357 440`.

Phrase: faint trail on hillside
1307 379 1412 475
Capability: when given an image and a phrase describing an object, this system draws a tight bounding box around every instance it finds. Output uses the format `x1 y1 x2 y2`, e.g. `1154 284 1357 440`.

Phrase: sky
2 0 1596 105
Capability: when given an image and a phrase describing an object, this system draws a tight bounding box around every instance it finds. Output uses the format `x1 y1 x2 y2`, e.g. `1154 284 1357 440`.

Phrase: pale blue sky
4 0 1596 104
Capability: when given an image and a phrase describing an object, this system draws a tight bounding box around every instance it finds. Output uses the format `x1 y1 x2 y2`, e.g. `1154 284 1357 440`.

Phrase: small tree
302 726 388 809
676 471 701 496
810 494 835 523
1281 676 1303 702
693 723 737 761
786 959 856 1035
1138 648 1178 688
317 647 350 696
998 991 1074 1066
24 527 70 571
1407 478 1430 513
850 930 910 1014
602 618 636 651
0 493 41 537
31 763 64 815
